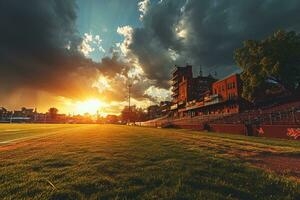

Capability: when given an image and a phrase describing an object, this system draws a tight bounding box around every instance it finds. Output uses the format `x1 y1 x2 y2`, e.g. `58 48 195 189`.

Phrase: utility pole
128 81 132 124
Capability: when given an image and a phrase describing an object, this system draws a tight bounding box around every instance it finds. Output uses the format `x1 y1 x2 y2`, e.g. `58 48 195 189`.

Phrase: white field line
0 125 94 145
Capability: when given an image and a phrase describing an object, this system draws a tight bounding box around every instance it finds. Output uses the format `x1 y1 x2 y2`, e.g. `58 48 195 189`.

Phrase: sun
75 99 104 115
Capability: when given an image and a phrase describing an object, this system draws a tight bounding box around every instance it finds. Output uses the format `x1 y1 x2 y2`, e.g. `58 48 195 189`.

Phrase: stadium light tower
128 82 132 112
127 78 133 123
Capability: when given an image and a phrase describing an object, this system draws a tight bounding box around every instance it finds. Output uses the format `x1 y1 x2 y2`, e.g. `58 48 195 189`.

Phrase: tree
121 106 147 123
234 30 300 102
48 107 59 120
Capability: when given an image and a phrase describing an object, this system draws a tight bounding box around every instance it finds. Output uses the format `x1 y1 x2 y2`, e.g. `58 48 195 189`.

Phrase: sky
0 0 300 115
76 0 142 61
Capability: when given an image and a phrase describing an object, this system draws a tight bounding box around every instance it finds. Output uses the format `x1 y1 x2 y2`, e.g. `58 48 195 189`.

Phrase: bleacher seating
140 113 232 128
140 101 300 128
211 101 300 125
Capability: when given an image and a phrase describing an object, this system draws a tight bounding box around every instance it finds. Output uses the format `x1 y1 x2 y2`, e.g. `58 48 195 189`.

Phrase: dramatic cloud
144 86 171 103
79 33 105 56
80 33 94 56
0 0 169 113
97 53 129 78
138 0 150 20
117 26 134 56
2 0 300 113
0 0 129 106
119 0 300 89
0 0 100 99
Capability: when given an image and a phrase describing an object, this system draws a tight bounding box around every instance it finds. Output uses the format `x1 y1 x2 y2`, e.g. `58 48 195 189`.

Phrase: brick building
192 75 216 100
160 101 172 116
171 65 193 104
147 105 161 119
210 74 242 113
212 74 240 101
171 65 216 116
171 72 249 118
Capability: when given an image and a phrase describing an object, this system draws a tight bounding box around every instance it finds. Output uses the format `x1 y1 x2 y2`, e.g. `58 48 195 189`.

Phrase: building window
232 82 235 88
228 83 233 89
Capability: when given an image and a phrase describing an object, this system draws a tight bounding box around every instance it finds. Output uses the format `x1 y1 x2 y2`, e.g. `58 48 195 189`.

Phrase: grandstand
140 100 300 139
211 101 300 126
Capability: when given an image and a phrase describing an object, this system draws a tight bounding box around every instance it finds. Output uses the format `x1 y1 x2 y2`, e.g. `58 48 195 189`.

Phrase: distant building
191 75 216 101
0 107 11 122
10 107 36 122
171 65 193 104
34 113 47 122
212 74 241 101
0 107 8 118
147 105 161 120
170 65 216 117
145 101 172 120
178 73 249 117
209 73 243 113
160 101 172 116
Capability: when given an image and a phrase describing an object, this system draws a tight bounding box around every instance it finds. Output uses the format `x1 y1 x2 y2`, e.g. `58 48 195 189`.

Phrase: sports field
0 124 300 199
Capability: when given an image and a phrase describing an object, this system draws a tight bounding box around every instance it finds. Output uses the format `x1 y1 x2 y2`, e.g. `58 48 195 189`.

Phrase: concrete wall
172 123 205 131
208 123 300 140
140 117 300 141
208 124 245 135
259 125 300 140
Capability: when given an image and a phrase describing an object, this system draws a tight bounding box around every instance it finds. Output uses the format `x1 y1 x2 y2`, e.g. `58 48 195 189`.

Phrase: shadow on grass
49 190 82 200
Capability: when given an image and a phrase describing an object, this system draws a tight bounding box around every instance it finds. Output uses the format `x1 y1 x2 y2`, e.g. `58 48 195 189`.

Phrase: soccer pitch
0 124 300 199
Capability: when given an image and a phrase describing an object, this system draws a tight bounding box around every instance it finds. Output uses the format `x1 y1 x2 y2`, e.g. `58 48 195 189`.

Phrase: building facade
209 73 242 114
170 65 216 117
170 71 249 118
171 65 193 104
212 74 240 101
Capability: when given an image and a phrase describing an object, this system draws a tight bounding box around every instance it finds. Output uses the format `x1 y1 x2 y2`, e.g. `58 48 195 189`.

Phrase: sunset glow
75 99 105 115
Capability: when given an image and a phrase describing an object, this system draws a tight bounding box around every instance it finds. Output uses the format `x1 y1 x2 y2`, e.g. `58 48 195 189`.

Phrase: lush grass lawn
0 124 300 199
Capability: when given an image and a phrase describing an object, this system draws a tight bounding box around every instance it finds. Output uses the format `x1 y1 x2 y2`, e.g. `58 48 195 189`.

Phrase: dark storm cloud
128 0 185 88
98 53 130 78
0 0 99 98
124 0 300 88
2 0 300 105
0 0 136 102
182 0 300 67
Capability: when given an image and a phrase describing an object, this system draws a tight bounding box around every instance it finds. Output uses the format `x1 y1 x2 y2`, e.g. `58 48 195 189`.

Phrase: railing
211 104 300 126
140 101 300 128
140 113 233 128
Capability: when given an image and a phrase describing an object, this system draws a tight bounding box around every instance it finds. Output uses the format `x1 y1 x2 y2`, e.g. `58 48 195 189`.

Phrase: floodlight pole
128 82 132 123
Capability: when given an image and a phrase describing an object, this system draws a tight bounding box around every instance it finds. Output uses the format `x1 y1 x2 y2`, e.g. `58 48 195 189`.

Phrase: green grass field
0 124 300 200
